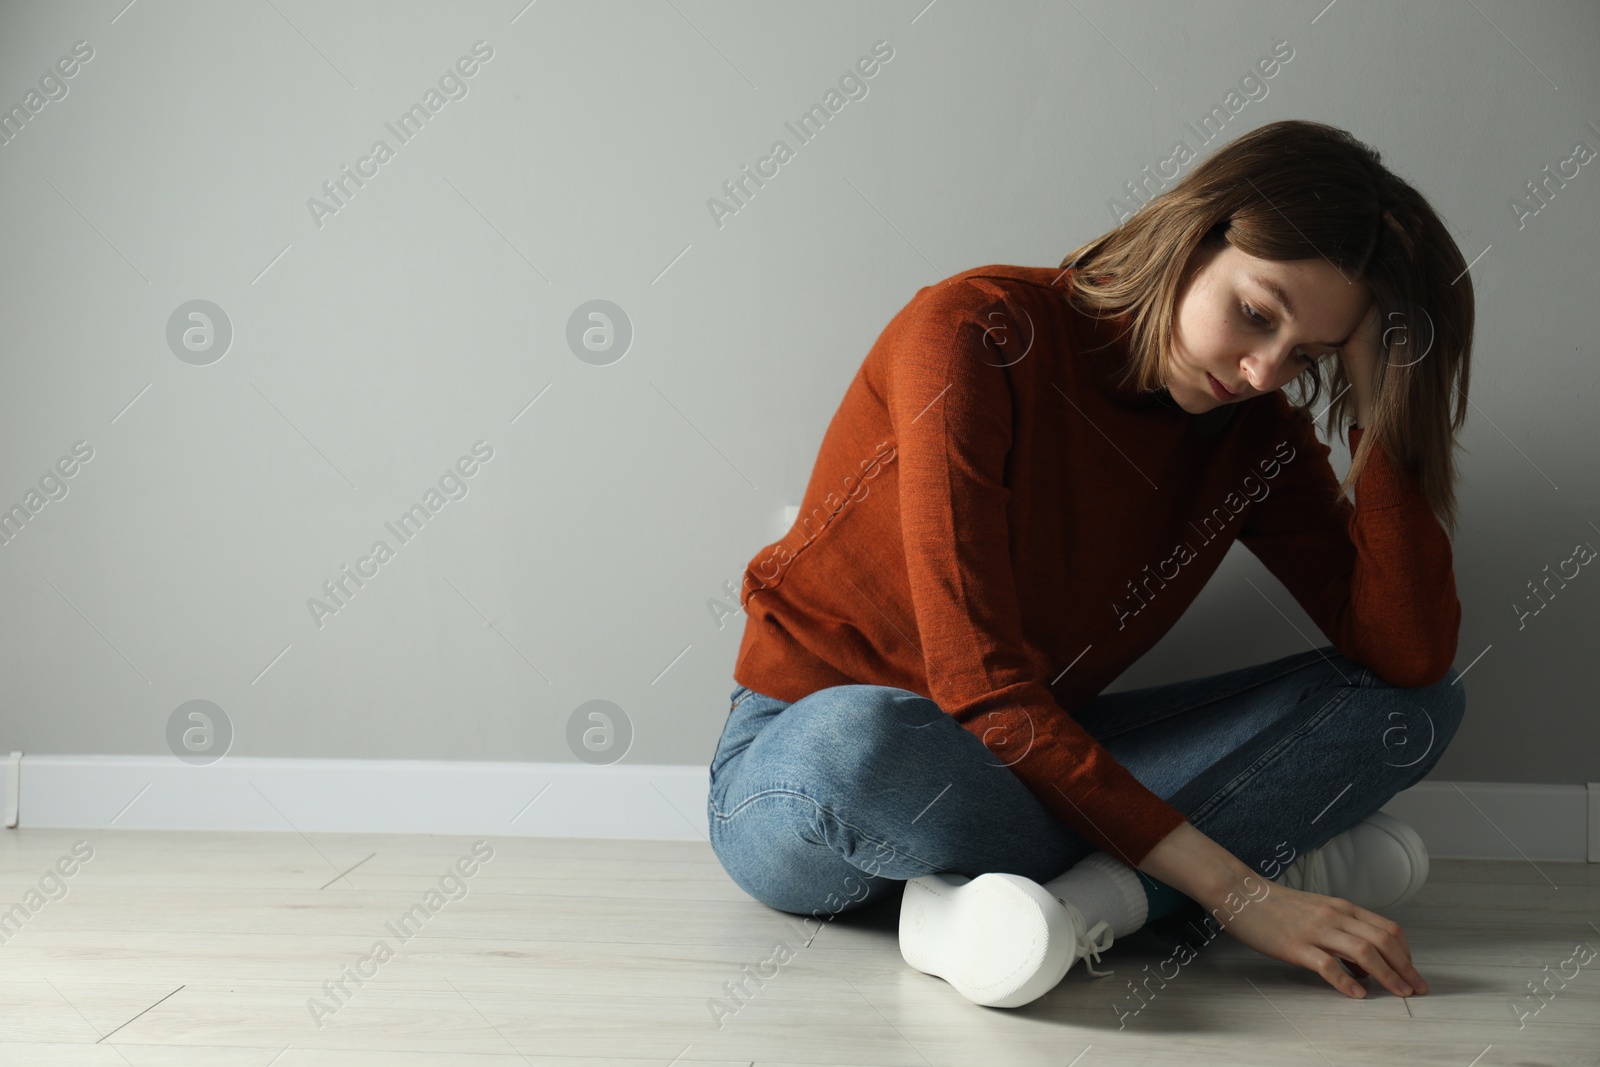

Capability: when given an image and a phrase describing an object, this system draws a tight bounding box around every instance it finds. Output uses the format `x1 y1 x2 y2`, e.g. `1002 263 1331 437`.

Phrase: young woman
707 120 1472 1010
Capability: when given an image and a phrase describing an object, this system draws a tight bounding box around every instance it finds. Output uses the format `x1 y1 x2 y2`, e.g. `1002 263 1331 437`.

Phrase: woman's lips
1207 372 1238 401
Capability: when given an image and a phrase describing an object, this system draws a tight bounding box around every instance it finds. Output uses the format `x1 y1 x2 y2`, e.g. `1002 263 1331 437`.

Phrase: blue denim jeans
707 646 1465 920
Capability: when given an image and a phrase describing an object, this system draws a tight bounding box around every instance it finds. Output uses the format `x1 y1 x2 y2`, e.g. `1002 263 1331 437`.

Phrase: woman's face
1167 242 1372 413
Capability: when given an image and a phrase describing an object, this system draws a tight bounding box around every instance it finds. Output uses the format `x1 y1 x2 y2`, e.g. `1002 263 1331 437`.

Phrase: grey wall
0 1 1595 788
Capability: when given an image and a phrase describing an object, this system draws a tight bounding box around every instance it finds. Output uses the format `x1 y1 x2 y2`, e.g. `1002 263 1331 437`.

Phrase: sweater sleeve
883 279 1188 866
1237 405 1461 687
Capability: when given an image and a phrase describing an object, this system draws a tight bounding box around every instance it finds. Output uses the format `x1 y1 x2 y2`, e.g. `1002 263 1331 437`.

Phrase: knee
1406 664 1467 743
1429 665 1468 733
736 857 893 919
712 807 901 918
1371 664 1467 777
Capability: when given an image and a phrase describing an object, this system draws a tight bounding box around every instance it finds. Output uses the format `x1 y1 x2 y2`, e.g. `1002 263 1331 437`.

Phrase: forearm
1136 819 1260 913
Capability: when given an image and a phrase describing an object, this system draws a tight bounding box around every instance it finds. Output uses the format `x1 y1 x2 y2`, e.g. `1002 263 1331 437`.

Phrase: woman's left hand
1336 299 1383 427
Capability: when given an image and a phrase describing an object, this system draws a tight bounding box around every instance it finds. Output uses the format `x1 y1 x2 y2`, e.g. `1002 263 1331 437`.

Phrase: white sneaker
1277 811 1430 910
898 871 1114 1008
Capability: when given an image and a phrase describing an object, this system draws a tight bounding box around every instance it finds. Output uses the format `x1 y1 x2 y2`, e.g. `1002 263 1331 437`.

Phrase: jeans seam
1088 647 1343 741
708 785 946 873
1182 681 1360 827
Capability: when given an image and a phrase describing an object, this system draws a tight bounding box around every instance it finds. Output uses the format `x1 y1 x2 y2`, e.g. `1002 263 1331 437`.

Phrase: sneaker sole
898 872 1076 1008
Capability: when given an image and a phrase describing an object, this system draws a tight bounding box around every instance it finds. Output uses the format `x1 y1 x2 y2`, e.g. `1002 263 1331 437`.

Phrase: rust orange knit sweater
732 264 1460 865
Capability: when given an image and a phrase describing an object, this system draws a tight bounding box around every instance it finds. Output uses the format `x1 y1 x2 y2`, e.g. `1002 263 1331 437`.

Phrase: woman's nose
1242 349 1293 392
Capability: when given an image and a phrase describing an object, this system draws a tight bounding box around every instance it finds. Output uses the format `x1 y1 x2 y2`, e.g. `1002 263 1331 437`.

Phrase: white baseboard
2 754 1593 862
8 755 711 842
1590 782 1600 863
3 751 19 828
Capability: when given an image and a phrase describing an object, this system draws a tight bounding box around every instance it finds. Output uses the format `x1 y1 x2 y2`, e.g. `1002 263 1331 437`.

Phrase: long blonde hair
1061 119 1474 536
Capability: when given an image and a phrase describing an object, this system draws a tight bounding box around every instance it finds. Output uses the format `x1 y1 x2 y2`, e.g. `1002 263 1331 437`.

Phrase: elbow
1348 595 1461 689
1372 639 1459 690
1395 603 1461 689
1363 625 1460 690
1380 660 1453 690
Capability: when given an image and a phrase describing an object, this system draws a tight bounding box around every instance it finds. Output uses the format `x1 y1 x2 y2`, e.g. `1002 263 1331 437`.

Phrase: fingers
1350 904 1410 952
1227 885 1433 1000
1315 897 1429 997
1322 923 1416 998
1305 947 1367 999
1348 907 1430 995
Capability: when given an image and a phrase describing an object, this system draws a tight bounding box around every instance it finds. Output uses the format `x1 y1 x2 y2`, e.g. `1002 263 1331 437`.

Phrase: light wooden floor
1 828 1596 1066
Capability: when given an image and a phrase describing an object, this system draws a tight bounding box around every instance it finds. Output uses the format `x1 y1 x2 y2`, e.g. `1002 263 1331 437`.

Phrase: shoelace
1056 898 1115 978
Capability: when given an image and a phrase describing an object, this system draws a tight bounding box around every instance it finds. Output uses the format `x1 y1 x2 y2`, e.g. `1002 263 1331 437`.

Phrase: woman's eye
1243 301 1320 368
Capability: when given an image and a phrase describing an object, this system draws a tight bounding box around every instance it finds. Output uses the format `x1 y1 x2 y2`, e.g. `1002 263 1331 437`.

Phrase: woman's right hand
1215 878 1430 999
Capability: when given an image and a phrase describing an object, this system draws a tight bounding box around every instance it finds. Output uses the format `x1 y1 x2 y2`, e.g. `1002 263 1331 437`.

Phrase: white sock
1041 852 1149 939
